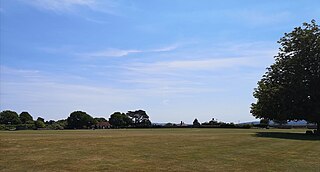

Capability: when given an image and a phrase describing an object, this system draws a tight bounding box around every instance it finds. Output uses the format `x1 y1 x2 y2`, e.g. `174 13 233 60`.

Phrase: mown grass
0 129 319 172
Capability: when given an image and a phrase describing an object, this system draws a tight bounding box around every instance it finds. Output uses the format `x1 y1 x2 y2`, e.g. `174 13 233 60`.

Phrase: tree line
0 109 151 130
0 109 250 130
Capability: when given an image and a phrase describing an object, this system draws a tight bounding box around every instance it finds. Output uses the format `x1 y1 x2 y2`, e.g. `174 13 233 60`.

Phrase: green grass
1 129 319 172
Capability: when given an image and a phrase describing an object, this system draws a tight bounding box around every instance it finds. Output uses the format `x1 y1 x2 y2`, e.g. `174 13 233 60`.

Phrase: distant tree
45 120 55 125
109 112 132 128
0 110 21 125
193 118 201 127
140 118 152 127
34 119 46 128
202 118 218 125
164 123 174 127
94 117 107 122
37 117 45 122
251 20 320 132
67 111 96 129
208 118 218 125
126 110 151 127
55 119 68 129
19 112 33 124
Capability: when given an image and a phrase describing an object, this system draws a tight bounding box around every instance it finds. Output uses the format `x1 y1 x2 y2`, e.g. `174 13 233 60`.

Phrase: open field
1 129 319 172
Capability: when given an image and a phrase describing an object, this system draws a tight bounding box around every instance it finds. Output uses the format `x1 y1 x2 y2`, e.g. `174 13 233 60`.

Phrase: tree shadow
255 132 320 141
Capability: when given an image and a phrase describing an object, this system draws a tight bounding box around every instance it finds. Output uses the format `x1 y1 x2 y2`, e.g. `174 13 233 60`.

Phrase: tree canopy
67 111 96 129
0 110 21 125
109 112 132 128
251 20 320 131
126 110 151 127
19 112 33 124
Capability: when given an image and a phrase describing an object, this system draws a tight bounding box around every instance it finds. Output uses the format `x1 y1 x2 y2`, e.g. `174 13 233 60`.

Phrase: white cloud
81 44 179 58
22 0 118 14
125 57 263 73
84 48 142 57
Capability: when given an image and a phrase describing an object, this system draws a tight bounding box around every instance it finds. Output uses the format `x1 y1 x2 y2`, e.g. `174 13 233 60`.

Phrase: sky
0 0 319 123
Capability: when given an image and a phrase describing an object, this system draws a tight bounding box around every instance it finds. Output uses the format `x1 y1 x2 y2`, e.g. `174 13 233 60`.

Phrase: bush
47 123 64 130
16 124 36 130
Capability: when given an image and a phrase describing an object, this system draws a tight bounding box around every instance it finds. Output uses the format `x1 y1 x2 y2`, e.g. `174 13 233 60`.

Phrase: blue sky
1 0 319 123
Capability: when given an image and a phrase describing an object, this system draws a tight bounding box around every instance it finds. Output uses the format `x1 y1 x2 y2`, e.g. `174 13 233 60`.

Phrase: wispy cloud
81 44 179 58
137 57 256 71
84 49 142 57
22 0 119 14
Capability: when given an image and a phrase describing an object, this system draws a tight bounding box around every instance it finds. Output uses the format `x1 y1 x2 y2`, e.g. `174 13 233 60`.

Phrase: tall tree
67 111 96 129
0 110 21 125
251 20 320 132
19 112 33 124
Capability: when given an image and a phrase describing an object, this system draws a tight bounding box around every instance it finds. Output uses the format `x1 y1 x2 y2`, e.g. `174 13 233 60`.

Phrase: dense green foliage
67 111 96 129
19 112 33 124
109 112 132 128
94 117 107 122
0 110 21 125
34 120 46 128
251 20 320 131
127 110 151 127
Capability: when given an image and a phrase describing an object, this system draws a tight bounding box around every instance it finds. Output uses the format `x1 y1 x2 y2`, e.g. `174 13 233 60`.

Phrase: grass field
1 129 319 172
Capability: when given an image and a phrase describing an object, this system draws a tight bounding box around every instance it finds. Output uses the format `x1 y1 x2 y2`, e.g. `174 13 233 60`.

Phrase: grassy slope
0 129 319 172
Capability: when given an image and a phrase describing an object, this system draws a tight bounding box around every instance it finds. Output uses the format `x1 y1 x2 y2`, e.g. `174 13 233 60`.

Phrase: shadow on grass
255 132 320 141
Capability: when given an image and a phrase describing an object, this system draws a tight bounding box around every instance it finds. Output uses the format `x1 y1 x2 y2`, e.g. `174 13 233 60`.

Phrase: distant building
96 121 111 129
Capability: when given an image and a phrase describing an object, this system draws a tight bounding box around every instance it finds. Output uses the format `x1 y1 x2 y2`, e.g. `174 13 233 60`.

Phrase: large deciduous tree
0 110 21 125
19 112 33 124
109 112 132 128
67 111 96 129
251 20 320 132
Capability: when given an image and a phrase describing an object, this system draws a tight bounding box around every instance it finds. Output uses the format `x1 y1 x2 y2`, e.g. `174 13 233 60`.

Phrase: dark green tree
19 112 33 124
67 111 96 129
251 20 320 132
193 118 201 127
34 119 46 128
94 117 107 122
109 112 132 128
37 117 45 122
0 110 21 125
126 110 151 127
55 119 68 129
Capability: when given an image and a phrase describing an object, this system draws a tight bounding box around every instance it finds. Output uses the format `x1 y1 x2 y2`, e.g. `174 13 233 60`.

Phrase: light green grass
0 129 319 172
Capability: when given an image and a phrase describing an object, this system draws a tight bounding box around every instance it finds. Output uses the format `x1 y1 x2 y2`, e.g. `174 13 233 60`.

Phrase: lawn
0 129 319 172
